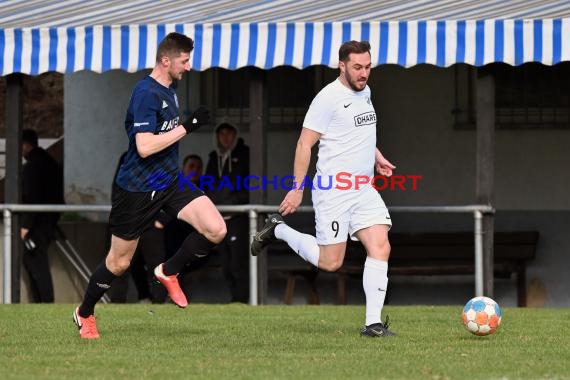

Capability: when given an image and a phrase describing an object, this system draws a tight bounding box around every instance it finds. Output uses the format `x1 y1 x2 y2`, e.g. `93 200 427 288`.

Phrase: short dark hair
215 122 237 134
339 40 371 63
156 32 194 62
183 154 203 167
22 129 38 147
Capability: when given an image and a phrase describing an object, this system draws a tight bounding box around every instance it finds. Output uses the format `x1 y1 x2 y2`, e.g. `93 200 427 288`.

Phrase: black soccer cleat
250 213 284 256
360 316 397 337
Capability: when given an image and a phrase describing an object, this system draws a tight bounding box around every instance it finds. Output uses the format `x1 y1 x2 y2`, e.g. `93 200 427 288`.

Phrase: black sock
78 263 118 317
163 232 216 275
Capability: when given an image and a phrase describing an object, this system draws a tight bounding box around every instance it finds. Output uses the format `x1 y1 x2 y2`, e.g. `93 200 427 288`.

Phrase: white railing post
3 209 12 304
474 210 484 297
248 209 258 306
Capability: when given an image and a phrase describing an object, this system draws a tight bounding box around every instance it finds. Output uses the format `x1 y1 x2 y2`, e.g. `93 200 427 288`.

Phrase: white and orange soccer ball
461 296 502 336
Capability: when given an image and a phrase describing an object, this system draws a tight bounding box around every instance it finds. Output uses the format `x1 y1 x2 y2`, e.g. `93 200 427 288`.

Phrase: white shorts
312 186 392 245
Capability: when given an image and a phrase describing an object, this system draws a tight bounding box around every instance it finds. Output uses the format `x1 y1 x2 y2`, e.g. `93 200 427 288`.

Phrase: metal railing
1 204 494 305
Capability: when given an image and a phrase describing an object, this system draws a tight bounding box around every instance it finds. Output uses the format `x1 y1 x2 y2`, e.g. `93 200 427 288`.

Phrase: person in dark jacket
204 121 250 303
20 129 64 303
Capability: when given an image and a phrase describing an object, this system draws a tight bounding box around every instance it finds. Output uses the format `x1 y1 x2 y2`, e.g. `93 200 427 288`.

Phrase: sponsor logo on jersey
354 111 376 127
159 119 177 133
162 100 168 109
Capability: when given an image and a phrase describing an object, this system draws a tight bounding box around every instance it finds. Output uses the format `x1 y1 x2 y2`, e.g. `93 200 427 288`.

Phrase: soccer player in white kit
251 40 396 337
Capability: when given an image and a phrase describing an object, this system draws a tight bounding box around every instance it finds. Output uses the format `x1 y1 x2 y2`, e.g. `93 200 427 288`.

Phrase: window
203 66 333 130
454 62 570 129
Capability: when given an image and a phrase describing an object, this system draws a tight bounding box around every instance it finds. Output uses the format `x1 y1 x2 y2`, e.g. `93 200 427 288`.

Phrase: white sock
274 224 320 267
363 257 389 326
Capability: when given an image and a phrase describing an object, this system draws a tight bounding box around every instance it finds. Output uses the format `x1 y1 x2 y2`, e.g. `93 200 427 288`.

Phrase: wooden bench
267 231 539 306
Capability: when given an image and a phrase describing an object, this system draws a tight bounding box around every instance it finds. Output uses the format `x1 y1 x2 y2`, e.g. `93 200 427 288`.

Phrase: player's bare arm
135 127 187 158
375 147 396 177
279 127 321 215
136 106 209 158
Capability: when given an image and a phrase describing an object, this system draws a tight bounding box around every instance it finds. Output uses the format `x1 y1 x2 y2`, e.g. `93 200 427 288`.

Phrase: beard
344 71 367 91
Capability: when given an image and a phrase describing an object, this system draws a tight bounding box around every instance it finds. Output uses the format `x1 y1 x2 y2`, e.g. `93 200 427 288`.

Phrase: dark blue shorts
109 179 204 240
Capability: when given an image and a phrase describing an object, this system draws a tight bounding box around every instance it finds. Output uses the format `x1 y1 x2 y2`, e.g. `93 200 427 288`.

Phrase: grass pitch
0 304 569 379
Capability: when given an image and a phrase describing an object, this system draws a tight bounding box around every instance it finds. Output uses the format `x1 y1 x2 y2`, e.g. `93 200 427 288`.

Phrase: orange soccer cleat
154 264 188 308
73 307 100 339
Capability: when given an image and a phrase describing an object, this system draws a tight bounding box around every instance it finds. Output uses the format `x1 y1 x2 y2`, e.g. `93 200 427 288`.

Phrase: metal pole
474 210 484 296
3 209 12 304
248 209 258 306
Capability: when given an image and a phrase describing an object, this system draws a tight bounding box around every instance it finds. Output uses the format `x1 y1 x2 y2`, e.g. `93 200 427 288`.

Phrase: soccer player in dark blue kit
73 33 227 339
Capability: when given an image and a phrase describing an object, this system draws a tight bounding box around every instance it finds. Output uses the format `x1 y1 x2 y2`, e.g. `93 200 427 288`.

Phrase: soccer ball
461 296 502 336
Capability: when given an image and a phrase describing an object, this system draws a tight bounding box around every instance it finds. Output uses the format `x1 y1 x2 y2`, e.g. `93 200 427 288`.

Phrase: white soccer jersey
303 78 377 189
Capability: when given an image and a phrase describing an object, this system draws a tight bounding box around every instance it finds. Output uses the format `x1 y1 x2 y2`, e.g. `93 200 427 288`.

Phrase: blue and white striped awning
1 0 570 75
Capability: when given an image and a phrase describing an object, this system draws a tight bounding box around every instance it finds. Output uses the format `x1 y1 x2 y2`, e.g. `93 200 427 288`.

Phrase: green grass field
0 304 569 379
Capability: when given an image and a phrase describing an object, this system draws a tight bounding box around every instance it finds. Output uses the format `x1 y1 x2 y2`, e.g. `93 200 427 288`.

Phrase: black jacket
204 137 250 205
21 147 64 229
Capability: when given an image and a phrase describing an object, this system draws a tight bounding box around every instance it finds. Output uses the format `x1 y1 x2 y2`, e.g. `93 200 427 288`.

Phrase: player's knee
320 258 343 272
205 222 226 244
380 240 391 259
106 256 131 275
116 260 131 273
370 240 391 261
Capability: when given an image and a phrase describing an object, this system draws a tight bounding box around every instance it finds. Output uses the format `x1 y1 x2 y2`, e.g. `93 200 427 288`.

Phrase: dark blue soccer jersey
115 76 182 192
